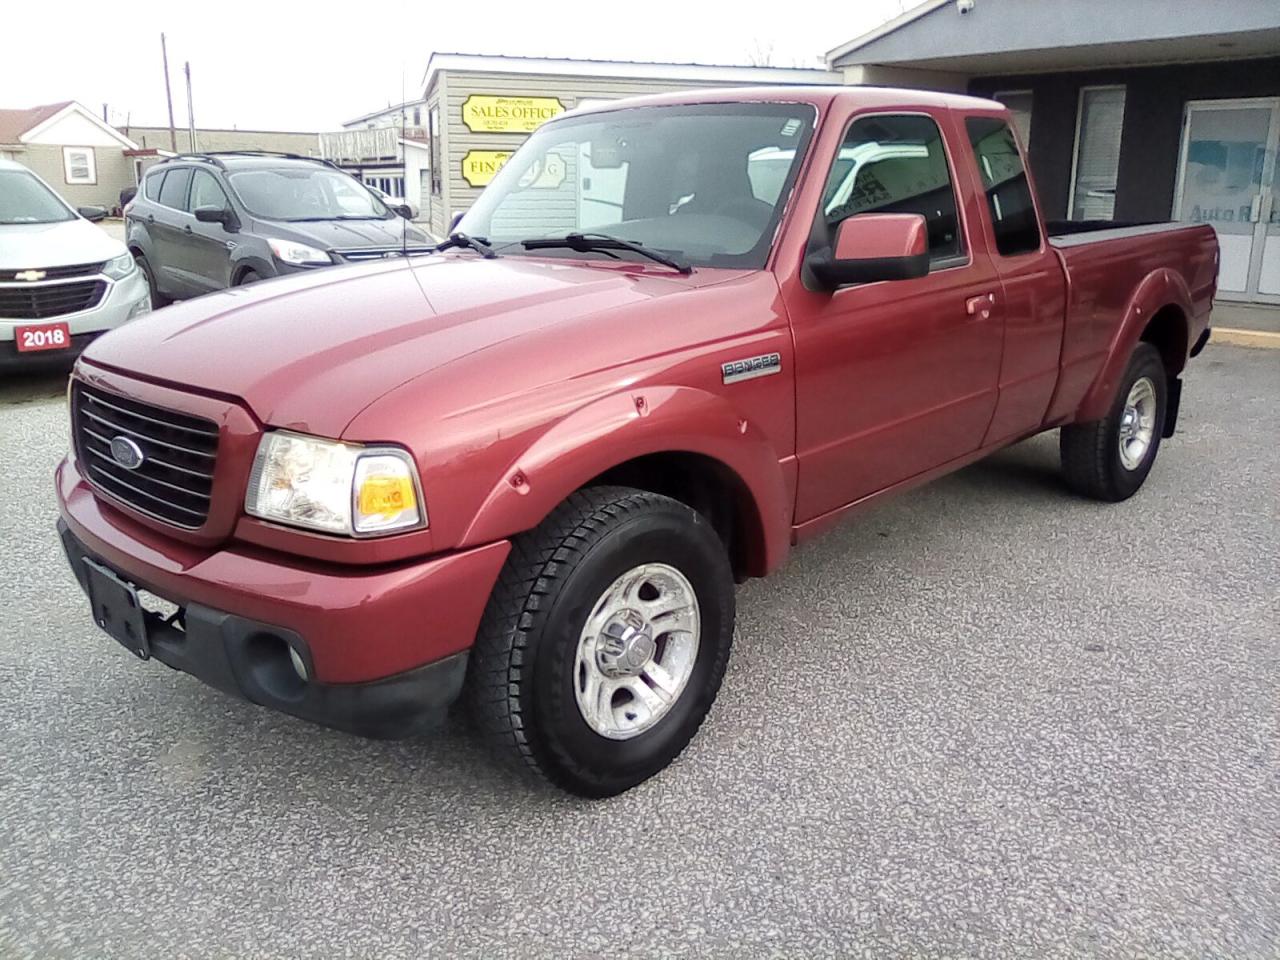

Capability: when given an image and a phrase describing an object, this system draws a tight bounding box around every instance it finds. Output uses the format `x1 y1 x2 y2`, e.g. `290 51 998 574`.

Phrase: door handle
183 225 192 235
146 214 155 224
966 293 996 320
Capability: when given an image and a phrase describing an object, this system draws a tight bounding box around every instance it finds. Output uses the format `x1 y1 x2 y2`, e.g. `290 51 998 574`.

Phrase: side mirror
194 205 233 226
807 213 930 289
448 210 464 234
77 205 108 222
392 203 413 220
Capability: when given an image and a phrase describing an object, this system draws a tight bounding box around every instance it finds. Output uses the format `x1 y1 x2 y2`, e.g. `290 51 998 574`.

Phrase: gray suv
126 152 433 305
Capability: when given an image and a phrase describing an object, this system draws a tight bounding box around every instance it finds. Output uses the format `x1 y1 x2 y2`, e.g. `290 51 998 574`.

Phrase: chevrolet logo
14 269 46 282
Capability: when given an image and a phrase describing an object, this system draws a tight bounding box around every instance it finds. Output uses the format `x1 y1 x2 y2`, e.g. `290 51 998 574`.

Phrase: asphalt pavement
0 344 1276 958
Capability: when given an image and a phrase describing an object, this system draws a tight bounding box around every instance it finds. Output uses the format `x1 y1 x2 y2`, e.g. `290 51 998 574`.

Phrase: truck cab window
821 114 964 263
966 117 1040 256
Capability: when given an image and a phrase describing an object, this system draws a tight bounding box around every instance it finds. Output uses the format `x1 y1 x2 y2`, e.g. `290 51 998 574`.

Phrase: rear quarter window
157 167 192 210
965 117 1041 256
143 171 165 201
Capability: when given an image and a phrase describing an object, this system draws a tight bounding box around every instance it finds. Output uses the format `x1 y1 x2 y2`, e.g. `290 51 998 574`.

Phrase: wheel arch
1075 267 1193 422
457 385 791 579
230 255 273 285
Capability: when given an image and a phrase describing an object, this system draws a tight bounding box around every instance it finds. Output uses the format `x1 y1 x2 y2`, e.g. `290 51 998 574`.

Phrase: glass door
1174 98 1280 303
1260 134 1280 298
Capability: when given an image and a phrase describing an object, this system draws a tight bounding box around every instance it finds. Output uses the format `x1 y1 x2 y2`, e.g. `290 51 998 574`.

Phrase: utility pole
161 33 177 152
184 61 197 152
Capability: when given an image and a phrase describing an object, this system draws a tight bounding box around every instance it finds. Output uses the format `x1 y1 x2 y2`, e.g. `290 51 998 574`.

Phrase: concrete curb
1212 328 1280 350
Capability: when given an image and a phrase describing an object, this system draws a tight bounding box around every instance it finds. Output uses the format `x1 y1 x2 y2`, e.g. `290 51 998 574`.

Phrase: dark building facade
828 0 1280 305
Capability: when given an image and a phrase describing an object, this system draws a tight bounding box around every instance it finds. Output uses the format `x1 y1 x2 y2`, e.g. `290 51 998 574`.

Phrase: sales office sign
462 95 566 133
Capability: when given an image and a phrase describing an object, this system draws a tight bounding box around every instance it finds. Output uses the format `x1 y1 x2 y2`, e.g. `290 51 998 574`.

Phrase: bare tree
745 38 775 67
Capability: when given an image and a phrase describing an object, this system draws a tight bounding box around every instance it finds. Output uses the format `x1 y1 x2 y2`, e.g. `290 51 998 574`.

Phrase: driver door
180 169 235 293
790 110 1003 521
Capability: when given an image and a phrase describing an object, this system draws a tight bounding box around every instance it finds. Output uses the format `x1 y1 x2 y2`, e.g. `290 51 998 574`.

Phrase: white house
0 101 140 210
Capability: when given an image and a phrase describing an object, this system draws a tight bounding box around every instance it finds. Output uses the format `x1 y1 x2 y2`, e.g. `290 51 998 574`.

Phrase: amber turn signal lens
358 474 417 518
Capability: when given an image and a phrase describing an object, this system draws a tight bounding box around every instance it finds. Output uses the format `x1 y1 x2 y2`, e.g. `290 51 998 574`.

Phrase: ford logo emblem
109 436 145 470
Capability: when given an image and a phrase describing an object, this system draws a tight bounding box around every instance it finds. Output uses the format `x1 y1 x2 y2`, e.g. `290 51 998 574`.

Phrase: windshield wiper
521 232 691 274
436 232 497 260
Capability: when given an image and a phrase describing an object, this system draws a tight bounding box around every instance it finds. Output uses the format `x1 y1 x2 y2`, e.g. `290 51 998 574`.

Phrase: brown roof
0 101 73 144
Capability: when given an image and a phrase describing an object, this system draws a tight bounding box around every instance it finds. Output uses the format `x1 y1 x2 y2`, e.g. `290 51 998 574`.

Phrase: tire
135 255 169 308
237 270 262 286
1060 342 1167 502
466 486 735 797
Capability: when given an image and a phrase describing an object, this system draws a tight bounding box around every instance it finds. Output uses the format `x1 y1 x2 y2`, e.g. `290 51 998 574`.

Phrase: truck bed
1043 220 1218 424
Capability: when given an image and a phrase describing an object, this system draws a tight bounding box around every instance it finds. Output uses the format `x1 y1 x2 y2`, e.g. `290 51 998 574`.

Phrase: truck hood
0 218 126 269
81 254 737 437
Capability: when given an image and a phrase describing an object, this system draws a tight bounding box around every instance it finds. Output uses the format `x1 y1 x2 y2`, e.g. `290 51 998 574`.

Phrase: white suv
0 158 151 370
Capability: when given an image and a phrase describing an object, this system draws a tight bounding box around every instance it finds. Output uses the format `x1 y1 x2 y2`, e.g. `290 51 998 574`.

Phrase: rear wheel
135 255 169 308
1060 342 1167 501
236 269 262 286
466 486 735 797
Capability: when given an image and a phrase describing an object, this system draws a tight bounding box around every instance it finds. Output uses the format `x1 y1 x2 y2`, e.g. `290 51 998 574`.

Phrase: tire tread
466 486 729 793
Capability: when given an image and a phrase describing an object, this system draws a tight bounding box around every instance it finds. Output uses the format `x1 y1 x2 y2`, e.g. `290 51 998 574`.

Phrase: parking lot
0 344 1276 958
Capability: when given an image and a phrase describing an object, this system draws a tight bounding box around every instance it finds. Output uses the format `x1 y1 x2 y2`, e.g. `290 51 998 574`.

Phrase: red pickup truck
56 87 1217 796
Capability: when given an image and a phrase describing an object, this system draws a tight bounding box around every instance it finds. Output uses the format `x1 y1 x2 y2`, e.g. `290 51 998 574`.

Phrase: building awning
827 0 1280 75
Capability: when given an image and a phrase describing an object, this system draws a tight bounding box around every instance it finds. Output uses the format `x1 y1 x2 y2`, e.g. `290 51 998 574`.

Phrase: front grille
0 280 106 319
334 246 434 262
1 262 104 281
72 383 219 529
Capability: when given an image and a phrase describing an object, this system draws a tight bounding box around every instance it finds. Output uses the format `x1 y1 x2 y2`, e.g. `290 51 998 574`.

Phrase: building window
993 90 1033 149
413 107 421 126
966 117 1040 256
1069 86 1127 221
62 147 96 185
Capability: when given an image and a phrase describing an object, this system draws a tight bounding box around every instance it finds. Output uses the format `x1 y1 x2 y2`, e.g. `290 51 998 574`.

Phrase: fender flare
458 385 792 576
1075 267 1194 422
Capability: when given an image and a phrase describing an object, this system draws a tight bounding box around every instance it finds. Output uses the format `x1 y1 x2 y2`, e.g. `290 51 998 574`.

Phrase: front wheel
135 255 170 308
466 486 735 797
1060 342 1168 501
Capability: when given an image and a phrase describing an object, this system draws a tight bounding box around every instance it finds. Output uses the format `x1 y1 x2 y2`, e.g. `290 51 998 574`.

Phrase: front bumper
0 268 150 370
61 521 468 738
56 456 510 737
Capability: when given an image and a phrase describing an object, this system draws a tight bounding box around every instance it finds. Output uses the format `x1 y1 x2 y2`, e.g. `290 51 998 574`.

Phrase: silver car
0 157 151 371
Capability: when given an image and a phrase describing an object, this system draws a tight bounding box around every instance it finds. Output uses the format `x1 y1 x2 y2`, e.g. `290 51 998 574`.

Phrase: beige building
418 53 839 237
0 101 138 210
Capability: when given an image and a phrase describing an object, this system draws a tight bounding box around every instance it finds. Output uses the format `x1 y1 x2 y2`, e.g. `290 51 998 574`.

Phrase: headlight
103 252 136 280
245 430 425 537
267 238 333 266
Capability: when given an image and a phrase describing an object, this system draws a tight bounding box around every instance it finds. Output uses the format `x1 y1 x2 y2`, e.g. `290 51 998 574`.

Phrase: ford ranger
55 88 1218 797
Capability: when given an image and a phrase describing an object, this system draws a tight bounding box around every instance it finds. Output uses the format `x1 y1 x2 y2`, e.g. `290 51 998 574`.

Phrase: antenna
401 3 408 259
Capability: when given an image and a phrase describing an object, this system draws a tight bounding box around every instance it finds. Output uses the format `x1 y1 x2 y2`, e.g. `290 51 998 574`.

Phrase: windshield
226 166 393 221
0 170 75 225
457 102 816 270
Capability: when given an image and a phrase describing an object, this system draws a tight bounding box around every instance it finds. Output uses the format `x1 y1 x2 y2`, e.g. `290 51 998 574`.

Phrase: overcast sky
5 0 919 132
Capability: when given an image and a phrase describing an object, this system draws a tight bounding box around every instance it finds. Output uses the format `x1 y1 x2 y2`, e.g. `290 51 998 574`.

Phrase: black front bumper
59 521 467 739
